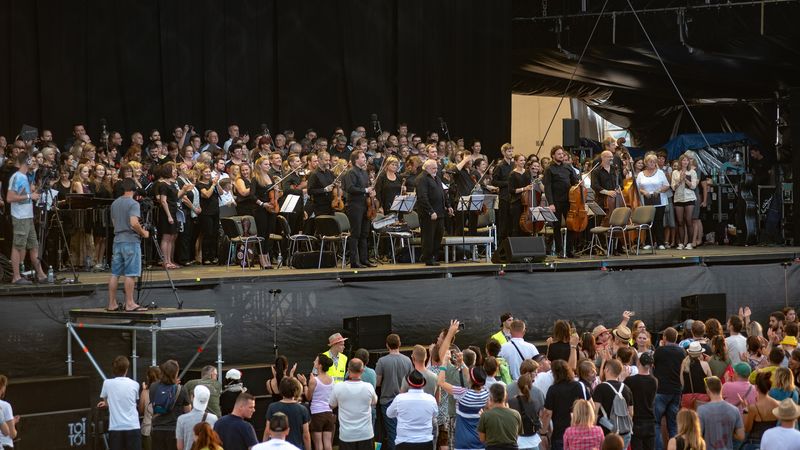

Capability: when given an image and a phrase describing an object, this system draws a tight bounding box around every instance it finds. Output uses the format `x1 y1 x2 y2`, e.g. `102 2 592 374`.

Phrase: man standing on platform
416 159 452 266
343 150 376 268
324 333 349 384
491 144 515 241
5 152 47 285
107 178 149 312
376 334 413 450
543 145 579 258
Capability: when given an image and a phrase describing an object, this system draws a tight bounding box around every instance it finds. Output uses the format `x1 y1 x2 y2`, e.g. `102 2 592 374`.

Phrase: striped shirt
451 386 488 419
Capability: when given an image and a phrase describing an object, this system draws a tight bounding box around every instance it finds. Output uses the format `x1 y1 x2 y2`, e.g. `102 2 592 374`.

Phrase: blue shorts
111 242 142 277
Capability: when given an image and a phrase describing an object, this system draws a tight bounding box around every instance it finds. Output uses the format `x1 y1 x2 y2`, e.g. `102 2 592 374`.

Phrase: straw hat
773 398 800 421
328 333 347 346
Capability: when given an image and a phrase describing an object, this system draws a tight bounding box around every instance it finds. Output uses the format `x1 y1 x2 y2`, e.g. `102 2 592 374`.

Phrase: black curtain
0 0 511 156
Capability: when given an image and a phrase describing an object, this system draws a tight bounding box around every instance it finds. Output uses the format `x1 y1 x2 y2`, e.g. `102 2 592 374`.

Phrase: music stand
280 194 301 213
390 195 416 214
574 202 608 256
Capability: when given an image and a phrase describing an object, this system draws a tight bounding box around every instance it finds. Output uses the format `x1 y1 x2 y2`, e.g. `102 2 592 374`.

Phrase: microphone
260 124 270 135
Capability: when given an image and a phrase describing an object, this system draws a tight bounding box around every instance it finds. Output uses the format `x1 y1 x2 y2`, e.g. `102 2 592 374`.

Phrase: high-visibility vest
490 330 509 346
324 350 348 383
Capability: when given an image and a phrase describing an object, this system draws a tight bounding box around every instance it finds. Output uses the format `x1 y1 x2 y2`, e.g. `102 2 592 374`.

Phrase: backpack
598 382 632 435
152 383 181 415
509 394 541 436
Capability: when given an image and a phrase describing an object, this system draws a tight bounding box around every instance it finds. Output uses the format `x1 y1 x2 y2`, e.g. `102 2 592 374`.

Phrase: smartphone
459 322 465 330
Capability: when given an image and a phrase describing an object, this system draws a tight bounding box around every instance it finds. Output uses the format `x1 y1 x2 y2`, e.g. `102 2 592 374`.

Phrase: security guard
323 333 349 383
490 313 514 345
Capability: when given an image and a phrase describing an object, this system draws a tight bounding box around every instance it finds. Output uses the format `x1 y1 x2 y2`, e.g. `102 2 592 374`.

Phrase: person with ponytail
507 372 546 450
190 422 223 450
438 352 489 450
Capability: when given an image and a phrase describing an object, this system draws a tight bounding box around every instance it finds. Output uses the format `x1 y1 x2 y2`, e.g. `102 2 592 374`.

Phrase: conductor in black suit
416 159 453 266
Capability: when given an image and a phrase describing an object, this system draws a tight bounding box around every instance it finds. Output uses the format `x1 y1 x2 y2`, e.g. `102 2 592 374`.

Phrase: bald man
415 159 452 266
591 150 623 223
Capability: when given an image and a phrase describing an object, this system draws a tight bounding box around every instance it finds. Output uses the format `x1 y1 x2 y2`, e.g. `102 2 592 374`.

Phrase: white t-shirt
0 400 14 447
761 425 800 450
499 338 540 380
8 171 33 219
726 334 748 366
329 380 377 442
532 371 554 397
100 377 141 431
636 170 670 207
385 389 438 444
253 438 302 450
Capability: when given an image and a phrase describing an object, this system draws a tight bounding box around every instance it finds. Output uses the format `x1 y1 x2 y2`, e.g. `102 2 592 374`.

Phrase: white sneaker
642 245 652 250
658 245 666 250
685 243 693 250
677 244 685 250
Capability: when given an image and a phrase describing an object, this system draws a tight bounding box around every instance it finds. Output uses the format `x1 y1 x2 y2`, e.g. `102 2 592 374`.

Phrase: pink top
722 380 756 414
563 425 605 450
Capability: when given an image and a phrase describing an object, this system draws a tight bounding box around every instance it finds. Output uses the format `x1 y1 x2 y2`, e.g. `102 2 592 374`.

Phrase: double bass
519 178 544 234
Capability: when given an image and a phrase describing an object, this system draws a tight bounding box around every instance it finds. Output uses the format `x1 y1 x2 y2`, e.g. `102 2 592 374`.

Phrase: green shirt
477 406 522 447
183 378 223 417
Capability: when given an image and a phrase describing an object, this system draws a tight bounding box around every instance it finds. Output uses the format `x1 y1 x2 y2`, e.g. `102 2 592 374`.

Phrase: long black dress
252 180 277 255
508 170 531 237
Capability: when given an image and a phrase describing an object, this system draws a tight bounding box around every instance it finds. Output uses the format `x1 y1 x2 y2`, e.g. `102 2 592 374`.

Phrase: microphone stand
269 289 282 358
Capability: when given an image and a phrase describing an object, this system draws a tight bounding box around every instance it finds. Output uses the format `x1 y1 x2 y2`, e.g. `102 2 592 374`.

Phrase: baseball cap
733 362 752 379
193 385 210 411
225 369 242 380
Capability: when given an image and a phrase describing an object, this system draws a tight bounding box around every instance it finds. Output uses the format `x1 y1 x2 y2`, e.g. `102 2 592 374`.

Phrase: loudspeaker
680 293 727 323
7 376 91 415
492 237 547 263
291 251 337 268
343 314 392 351
562 119 580 147
17 408 93 450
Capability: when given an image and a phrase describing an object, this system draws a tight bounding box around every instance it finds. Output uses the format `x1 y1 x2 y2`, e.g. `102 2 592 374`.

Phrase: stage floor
2 244 798 296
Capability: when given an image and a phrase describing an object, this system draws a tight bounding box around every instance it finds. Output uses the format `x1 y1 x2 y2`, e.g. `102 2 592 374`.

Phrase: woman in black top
55 168 73 200
91 164 114 269
196 163 221 265
280 155 306 236
374 156 404 216
156 162 186 269
176 163 200 266
234 162 256 217
547 320 574 363
252 156 280 269
508 154 532 237
680 344 713 409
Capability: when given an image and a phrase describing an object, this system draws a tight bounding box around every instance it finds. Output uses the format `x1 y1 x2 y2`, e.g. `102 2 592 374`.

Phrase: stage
1 244 798 380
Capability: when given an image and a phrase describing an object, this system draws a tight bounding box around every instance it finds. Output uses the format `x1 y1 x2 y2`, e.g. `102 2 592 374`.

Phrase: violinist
491 143 515 241
402 156 423 193
343 150 376 268
591 150 623 225
543 145 579 258
253 155 280 269
281 154 307 234
508 154 532 237
452 151 479 235
528 160 545 194
306 151 335 218
374 156 404 216
268 151 284 181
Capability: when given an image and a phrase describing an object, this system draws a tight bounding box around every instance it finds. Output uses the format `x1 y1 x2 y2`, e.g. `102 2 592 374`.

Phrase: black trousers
176 216 197 264
631 420 655 450
198 213 219 261
453 210 479 236
651 206 665 246
420 214 445 263
109 429 142 450
509 201 524 237
253 208 276 254
496 197 510 241
346 203 370 264
551 201 574 254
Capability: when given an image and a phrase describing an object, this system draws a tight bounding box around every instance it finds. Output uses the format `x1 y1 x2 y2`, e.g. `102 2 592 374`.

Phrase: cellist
543 145 579 258
591 150 624 226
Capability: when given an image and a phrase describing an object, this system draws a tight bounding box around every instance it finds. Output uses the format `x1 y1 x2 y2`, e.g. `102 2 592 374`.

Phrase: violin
331 182 344 212
366 157 390 220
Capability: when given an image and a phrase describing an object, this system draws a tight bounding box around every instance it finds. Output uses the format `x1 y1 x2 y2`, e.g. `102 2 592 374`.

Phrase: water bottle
276 253 283 268
85 256 91 271
47 266 54 283
21 261 26 275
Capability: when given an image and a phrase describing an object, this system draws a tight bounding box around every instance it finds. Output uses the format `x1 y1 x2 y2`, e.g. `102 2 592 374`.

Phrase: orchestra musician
491 143 515 241
508 154 532 237
591 150 623 225
281 154 307 234
543 145 579 258
306 151 335 217
253 156 280 269
374 156 404 216
342 150 376 268
416 159 453 266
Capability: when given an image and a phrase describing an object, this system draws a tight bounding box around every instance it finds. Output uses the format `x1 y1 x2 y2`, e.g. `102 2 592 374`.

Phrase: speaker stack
342 314 392 352
491 236 547 264
562 119 581 148
680 293 727 323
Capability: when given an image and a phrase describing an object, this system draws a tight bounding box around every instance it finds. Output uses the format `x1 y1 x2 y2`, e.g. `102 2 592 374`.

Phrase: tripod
37 170 79 283
134 204 183 309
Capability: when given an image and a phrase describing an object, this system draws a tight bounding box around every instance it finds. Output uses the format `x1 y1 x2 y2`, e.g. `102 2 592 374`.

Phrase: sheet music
280 194 300 213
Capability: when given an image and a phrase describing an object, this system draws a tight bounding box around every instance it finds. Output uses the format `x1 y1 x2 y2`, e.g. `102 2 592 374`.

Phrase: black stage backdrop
1 262 797 380
0 0 511 154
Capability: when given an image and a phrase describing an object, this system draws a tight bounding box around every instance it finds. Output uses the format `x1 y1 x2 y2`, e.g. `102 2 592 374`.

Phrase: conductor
107 178 150 312
416 159 453 266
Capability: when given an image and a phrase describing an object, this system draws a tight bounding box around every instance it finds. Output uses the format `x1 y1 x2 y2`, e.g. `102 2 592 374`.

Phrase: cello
519 178 544 235
620 158 642 245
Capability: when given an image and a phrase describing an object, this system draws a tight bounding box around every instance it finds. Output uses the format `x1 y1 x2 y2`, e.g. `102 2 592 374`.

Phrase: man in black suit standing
416 159 453 266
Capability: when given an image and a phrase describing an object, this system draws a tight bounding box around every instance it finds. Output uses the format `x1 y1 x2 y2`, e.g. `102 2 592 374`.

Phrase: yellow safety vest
324 350 348 383
490 330 509 346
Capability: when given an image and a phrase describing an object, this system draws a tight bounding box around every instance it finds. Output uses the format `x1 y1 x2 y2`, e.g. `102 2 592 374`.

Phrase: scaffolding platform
66 308 222 381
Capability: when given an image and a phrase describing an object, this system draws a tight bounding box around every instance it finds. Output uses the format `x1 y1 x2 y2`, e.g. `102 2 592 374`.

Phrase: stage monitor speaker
680 293 727 323
492 237 547 263
343 314 392 351
562 119 580 147
7 376 91 415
